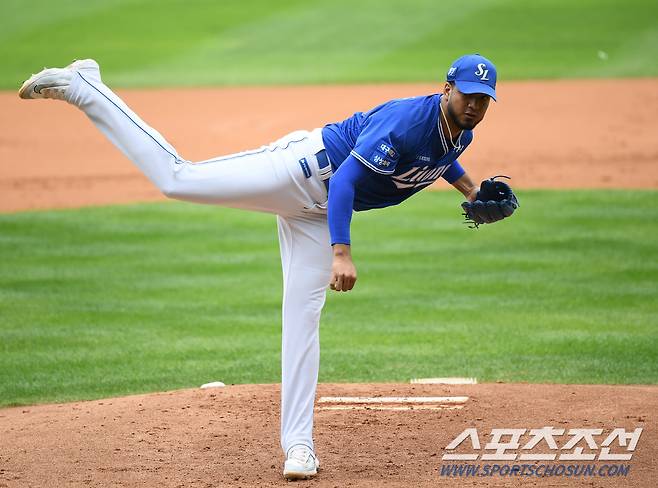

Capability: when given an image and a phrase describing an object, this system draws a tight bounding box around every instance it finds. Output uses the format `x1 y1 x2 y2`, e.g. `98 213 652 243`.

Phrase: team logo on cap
448 67 457 76
474 63 490 81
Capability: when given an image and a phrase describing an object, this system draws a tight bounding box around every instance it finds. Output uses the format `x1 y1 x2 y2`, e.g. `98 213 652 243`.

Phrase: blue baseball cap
446 54 497 101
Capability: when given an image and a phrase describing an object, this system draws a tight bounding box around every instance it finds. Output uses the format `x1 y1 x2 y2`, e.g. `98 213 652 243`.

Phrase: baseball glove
461 175 519 228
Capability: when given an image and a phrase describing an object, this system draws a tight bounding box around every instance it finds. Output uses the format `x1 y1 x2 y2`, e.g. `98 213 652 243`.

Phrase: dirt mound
1 382 655 487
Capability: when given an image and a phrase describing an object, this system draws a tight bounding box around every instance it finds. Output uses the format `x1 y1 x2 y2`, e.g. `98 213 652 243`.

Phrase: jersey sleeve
327 155 370 245
441 160 465 183
349 104 407 175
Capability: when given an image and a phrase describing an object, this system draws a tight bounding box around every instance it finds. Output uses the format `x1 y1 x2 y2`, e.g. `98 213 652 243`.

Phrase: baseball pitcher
19 53 517 480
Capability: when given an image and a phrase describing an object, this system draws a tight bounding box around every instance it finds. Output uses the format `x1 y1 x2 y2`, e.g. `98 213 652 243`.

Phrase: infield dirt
1 383 656 487
1 79 657 487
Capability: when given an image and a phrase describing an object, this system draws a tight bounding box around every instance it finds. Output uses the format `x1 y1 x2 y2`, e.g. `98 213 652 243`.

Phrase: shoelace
289 447 313 463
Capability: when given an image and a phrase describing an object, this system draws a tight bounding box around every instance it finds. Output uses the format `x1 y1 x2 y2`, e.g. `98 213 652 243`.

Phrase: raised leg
63 62 321 215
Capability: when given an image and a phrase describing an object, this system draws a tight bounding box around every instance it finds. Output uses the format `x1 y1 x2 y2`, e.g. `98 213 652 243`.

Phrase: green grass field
1 0 657 88
1 192 657 407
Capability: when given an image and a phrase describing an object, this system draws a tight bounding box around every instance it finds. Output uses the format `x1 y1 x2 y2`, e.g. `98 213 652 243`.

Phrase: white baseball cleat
283 444 320 480
18 59 100 100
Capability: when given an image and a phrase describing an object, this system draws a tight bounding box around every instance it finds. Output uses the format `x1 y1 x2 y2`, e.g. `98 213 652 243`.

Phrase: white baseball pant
65 69 333 454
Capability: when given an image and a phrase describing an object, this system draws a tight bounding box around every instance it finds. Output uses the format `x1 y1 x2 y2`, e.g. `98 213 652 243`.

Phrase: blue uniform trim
77 72 183 163
195 135 309 166
350 150 395 175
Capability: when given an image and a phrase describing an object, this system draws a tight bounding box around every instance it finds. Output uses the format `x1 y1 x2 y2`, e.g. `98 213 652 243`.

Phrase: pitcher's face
444 83 491 130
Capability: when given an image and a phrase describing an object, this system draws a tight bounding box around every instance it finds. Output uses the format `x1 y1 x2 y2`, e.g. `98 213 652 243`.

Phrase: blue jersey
321 94 471 211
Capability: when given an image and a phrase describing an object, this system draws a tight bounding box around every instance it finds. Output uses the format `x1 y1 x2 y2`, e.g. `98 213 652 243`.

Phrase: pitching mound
1 382 655 487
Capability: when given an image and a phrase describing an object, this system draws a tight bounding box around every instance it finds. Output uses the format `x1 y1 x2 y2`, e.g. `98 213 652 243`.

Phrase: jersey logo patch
298 158 311 178
379 143 398 159
391 165 450 189
372 154 392 167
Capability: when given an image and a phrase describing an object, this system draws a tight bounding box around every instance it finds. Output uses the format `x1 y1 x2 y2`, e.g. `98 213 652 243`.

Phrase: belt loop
315 149 333 181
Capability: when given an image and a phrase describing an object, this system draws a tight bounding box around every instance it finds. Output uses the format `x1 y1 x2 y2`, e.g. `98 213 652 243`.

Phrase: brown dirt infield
1 79 657 487
1 383 656 487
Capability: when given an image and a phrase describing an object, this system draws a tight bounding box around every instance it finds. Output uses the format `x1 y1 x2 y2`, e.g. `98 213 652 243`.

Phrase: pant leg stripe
77 72 183 163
